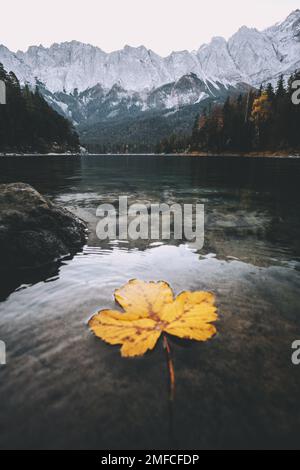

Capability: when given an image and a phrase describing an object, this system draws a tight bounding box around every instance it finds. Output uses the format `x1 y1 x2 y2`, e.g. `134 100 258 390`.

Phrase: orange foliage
251 92 272 123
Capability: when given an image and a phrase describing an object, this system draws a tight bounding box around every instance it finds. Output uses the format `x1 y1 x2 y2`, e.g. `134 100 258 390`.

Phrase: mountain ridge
0 10 299 152
0 10 299 95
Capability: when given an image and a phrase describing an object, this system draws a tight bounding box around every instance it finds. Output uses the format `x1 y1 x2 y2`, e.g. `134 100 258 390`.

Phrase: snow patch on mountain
264 10 300 79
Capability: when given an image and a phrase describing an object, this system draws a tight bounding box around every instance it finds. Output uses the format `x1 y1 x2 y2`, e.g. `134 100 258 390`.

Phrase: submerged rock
0 183 87 269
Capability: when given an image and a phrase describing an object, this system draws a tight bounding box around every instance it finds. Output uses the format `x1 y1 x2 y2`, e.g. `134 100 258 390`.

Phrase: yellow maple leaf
89 280 218 358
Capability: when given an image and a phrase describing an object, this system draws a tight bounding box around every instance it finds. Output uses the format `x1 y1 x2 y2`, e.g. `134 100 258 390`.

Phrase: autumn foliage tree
251 92 273 148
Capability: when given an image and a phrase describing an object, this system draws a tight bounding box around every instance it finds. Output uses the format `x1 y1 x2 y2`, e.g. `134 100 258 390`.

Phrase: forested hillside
0 64 80 154
157 72 300 154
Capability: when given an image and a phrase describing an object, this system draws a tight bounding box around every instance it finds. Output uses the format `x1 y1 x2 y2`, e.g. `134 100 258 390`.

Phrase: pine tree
266 83 275 102
276 75 286 98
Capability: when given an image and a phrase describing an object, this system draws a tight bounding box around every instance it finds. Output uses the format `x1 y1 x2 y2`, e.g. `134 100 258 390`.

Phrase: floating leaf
89 280 218 358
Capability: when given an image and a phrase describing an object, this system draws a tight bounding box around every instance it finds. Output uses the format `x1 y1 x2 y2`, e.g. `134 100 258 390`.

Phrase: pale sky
2 0 299 56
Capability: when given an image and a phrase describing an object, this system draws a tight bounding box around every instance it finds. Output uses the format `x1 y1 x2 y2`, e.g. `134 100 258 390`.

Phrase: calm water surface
0 155 300 449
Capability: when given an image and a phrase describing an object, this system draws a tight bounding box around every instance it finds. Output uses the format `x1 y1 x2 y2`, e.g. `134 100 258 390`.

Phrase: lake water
0 155 300 449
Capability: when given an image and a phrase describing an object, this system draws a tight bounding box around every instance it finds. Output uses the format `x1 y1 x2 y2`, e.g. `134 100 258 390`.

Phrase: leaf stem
163 334 176 402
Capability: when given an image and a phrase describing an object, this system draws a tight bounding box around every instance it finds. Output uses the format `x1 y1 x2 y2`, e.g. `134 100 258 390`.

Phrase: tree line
0 64 80 153
156 71 300 154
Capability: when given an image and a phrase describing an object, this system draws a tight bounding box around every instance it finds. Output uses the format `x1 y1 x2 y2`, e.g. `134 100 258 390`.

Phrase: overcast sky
2 0 299 55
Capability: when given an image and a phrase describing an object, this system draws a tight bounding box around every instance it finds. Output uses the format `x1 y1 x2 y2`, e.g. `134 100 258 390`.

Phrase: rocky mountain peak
0 10 299 117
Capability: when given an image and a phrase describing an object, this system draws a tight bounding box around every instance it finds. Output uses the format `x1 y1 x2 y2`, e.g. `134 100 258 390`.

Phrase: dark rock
0 183 87 268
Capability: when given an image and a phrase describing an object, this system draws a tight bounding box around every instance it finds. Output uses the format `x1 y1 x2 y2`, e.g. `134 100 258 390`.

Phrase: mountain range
0 10 299 151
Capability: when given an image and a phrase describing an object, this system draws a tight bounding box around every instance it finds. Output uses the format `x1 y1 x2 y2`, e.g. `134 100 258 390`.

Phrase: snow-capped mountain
40 72 249 126
1 10 299 96
265 10 300 78
0 10 299 150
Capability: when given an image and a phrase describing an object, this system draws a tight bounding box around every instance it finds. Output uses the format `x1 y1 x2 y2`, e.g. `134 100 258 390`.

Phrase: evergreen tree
266 83 275 103
276 75 286 98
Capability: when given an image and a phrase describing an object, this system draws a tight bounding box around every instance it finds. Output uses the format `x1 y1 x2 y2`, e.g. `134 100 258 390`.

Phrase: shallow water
0 155 300 449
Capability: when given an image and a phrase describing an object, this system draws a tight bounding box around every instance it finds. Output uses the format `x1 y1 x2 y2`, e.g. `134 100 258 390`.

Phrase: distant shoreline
174 151 300 158
0 152 300 159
